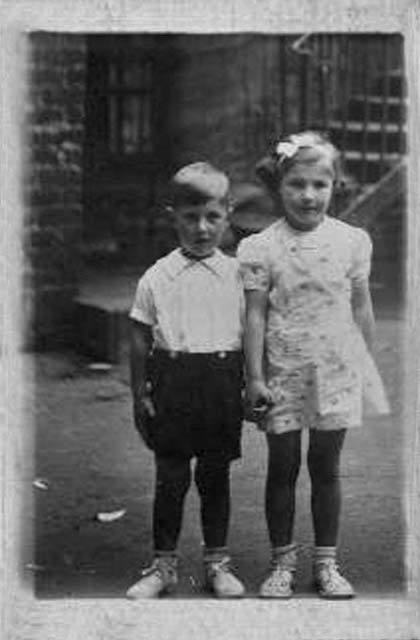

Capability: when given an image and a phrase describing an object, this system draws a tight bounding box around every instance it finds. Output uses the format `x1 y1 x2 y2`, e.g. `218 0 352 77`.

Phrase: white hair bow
275 141 299 159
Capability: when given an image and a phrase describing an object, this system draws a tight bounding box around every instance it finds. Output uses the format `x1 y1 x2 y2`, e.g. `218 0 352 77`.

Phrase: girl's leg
153 454 192 552
307 429 346 546
259 431 301 598
194 453 231 549
265 430 302 547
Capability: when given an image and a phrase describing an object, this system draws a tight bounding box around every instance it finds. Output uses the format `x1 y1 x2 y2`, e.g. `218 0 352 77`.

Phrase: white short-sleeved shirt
130 248 244 352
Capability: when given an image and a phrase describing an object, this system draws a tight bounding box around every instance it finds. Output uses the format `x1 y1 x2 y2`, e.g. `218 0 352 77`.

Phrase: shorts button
218 351 226 359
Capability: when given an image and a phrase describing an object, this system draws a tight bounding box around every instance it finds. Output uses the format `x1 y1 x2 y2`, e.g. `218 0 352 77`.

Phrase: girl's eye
287 180 305 189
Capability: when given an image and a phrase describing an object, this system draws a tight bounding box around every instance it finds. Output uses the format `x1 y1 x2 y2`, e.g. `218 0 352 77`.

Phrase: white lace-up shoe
314 559 355 599
259 544 297 598
204 556 245 598
126 556 178 599
259 564 294 598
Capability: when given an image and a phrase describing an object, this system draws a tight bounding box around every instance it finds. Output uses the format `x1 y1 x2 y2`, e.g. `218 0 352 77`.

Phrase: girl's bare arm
243 289 272 406
351 278 376 351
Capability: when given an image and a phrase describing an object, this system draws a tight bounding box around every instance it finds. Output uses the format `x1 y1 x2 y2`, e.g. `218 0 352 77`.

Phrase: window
107 58 154 155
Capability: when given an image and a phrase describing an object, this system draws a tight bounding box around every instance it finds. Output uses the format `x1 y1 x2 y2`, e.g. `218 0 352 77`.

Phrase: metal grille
280 33 405 184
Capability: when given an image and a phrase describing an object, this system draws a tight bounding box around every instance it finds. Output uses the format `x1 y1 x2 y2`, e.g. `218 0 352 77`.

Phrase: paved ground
27 313 407 599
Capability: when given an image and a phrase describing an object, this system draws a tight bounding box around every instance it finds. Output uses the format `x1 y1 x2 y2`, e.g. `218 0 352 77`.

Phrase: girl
237 131 389 599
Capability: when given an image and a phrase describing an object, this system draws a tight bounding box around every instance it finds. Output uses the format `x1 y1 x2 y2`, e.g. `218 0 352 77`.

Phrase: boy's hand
133 389 156 449
245 380 274 426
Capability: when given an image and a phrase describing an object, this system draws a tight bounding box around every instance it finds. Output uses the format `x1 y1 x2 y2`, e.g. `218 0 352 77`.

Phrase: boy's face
173 198 229 258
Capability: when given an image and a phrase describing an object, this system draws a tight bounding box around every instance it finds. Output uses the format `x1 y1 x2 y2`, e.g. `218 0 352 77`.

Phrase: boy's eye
206 212 222 222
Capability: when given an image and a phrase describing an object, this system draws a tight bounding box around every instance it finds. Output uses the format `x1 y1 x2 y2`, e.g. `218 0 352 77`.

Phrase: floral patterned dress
238 216 389 433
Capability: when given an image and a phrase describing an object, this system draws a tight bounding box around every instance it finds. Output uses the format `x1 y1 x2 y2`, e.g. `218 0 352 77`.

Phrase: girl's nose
301 185 316 201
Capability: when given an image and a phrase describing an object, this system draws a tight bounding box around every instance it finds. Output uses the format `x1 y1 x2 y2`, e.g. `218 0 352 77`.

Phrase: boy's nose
197 217 209 232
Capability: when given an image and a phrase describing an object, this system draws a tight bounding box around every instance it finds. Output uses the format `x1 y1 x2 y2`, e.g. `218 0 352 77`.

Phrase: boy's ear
165 205 176 221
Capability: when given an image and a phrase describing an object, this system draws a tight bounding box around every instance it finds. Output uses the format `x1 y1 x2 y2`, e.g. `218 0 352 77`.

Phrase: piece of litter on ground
33 478 49 490
87 362 113 373
95 387 125 401
25 563 46 572
96 509 126 523
78 567 97 574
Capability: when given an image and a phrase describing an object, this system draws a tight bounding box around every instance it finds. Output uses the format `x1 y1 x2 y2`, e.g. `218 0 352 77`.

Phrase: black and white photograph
1 1 419 639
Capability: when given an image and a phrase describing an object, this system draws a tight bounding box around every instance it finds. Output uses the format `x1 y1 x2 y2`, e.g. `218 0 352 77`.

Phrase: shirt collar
165 248 228 280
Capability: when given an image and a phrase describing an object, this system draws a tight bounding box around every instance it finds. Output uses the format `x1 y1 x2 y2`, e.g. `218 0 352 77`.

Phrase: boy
127 162 245 599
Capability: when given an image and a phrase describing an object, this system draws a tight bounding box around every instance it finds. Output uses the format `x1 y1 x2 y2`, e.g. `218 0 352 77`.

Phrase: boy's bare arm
129 320 157 448
351 278 376 352
130 319 153 398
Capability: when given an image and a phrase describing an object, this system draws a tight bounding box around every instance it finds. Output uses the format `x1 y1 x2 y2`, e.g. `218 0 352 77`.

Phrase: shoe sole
313 580 355 600
317 592 356 600
204 583 245 598
126 583 177 600
259 593 293 599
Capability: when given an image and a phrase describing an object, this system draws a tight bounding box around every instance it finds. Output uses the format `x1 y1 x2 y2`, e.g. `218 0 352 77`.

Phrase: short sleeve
349 228 373 283
129 272 156 325
237 235 270 291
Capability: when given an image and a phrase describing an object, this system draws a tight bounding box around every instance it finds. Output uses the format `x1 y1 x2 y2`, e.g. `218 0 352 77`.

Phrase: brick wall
25 33 87 347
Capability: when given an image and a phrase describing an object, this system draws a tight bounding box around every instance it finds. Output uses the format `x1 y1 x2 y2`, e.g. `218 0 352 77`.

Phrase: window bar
339 36 351 169
379 36 391 177
299 49 309 130
360 37 371 184
116 58 124 155
137 59 145 152
318 34 330 131
279 36 287 137
395 36 405 157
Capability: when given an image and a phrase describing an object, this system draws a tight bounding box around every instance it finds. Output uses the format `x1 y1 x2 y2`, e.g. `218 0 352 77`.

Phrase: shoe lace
141 558 176 579
318 561 347 588
207 557 232 575
269 563 293 586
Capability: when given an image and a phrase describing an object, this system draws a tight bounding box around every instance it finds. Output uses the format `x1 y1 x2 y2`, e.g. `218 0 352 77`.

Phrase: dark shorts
144 350 244 460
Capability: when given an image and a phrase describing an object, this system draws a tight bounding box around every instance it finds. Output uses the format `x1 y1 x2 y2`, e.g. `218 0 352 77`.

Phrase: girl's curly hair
255 130 357 216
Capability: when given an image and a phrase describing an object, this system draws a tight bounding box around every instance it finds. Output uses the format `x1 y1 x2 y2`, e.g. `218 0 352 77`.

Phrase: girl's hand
245 379 274 425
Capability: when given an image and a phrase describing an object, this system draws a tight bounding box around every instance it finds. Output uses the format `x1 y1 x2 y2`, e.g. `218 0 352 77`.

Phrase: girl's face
279 153 334 231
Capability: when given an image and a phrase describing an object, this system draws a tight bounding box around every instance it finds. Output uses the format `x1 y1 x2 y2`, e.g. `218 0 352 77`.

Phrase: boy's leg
194 454 244 597
259 431 301 598
194 453 230 549
153 454 192 552
127 454 191 599
308 428 354 598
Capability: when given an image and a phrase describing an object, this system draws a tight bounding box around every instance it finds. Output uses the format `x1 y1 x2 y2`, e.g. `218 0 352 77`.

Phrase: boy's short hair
168 162 230 208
